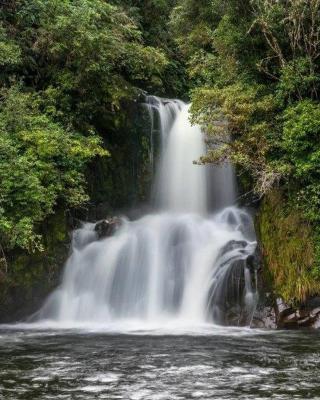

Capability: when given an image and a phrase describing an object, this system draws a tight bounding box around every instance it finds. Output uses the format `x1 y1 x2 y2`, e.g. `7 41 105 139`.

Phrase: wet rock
276 298 294 319
313 313 320 329
220 240 247 256
280 312 299 329
251 293 320 330
210 242 261 327
297 308 310 319
251 305 277 329
297 316 315 328
246 247 262 273
275 299 303 329
94 217 121 239
275 298 320 329
299 306 320 328
310 307 320 318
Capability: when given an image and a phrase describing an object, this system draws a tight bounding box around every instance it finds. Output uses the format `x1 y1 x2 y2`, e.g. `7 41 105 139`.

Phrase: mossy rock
0 209 71 322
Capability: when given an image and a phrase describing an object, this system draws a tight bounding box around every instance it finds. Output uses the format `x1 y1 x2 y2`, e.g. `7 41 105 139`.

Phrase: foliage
6 0 168 123
0 0 175 260
111 0 188 98
258 190 320 304
282 100 320 223
0 23 21 68
0 86 107 253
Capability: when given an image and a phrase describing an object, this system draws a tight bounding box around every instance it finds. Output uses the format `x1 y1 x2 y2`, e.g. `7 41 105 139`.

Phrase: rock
313 314 320 329
276 298 294 319
274 298 320 329
94 217 121 239
251 294 320 330
251 306 277 329
219 240 248 256
280 311 299 329
296 306 320 328
283 312 297 321
297 308 310 319
297 316 315 328
310 307 320 317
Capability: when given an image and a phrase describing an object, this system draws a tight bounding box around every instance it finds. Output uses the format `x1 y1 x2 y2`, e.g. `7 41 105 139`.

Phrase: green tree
0 86 107 253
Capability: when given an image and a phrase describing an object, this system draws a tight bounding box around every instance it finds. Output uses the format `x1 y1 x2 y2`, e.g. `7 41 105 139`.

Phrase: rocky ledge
252 297 320 329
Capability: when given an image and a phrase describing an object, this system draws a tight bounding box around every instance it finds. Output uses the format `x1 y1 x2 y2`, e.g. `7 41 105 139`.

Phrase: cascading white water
157 102 207 214
34 97 257 329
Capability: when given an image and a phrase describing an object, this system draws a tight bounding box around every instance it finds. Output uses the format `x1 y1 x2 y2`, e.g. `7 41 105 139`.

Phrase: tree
0 86 107 254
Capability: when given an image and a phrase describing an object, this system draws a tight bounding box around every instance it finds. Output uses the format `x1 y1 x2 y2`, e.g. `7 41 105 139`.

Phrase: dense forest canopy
1 0 320 304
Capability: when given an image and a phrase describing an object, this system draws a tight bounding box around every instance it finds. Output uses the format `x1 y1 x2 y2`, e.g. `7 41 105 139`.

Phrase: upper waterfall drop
156 102 207 214
33 96 258 331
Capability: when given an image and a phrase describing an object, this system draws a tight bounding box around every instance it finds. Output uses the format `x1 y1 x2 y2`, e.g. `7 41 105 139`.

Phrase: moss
86 101 154 214
0 209 70 322
256 190 320 305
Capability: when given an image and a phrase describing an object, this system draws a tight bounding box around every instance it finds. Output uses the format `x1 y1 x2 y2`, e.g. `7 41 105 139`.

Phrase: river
0 327 319 399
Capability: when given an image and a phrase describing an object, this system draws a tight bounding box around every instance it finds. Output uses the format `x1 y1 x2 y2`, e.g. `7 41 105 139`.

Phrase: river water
0 327 320 399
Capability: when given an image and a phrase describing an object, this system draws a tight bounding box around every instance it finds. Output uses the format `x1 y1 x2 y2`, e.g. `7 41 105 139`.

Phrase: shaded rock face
276 298 320 329
251 305 277 329
251 296 320 329
210 258 248 326
208 241 260 327
94 217 122 239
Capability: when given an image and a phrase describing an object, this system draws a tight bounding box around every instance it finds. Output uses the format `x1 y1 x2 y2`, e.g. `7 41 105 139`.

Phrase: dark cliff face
85 99 155 220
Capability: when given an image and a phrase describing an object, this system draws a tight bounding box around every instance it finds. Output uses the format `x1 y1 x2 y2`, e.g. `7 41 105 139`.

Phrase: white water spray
34 97 257 329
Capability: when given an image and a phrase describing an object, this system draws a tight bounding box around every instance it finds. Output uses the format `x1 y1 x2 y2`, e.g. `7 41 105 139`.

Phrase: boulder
251 305 277 329
310 307 320 318
94 217 121 239
275 298 320 329
251 295 320 330
219 240 247 257
313 314 320 329
276 298 294 319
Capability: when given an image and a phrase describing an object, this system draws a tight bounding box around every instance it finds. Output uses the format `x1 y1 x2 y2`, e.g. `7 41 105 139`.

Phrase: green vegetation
0 85 106 253
170 0 320 303
0 0 173 262
257 190 320 303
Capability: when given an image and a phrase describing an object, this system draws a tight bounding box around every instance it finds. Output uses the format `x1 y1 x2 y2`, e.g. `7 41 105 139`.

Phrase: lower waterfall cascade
34 96 258 329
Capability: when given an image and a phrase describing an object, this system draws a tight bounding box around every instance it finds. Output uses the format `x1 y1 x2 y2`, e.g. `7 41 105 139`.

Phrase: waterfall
34 97 258 329
155 101 207 213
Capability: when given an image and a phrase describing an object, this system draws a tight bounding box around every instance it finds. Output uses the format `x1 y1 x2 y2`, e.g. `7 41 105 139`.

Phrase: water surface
0 327 319 399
